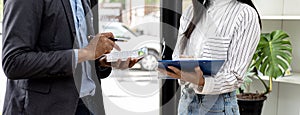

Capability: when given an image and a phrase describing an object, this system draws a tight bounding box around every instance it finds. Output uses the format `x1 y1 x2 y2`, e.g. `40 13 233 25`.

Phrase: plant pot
237 94 267 115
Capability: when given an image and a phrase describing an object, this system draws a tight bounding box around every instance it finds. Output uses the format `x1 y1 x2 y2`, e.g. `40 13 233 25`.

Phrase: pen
88 35 128 42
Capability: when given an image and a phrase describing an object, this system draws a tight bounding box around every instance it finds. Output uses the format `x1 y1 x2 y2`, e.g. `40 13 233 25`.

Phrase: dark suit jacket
2 0 110 114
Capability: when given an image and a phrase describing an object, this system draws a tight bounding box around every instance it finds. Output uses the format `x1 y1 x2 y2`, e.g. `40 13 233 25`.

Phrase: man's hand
78 32 121 63
158 66 204 86
99 56 142 70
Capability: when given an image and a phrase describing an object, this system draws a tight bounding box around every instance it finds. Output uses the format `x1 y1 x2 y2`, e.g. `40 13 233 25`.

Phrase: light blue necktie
71 0 96 97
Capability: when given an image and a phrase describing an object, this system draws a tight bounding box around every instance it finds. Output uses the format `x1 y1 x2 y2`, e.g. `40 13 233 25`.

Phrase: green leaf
260 58 269 74
276 59 289 71
274 45 292 53
270 30 289 42
279 53 292 64
255 30 292 79
277 40 292 45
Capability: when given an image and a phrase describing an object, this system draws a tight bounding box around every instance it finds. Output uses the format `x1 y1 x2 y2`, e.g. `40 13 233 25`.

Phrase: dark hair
183 0 207 39
183 0 262 39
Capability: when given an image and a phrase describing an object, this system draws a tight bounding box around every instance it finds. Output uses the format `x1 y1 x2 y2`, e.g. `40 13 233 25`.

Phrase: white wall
282 21 300 72
253 0 300 72
251 79 300 115
250 0 300 115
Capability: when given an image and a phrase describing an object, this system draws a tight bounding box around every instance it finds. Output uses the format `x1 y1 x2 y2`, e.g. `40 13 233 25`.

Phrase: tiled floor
0 69 160 114
102 70 160 115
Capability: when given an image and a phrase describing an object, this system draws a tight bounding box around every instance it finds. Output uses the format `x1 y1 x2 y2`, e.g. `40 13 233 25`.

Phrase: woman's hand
158 66 205 86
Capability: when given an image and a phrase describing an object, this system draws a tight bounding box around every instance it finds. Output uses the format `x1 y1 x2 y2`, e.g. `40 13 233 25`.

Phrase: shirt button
207 10 211 13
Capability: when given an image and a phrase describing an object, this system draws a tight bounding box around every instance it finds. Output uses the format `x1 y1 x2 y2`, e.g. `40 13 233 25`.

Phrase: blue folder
158 60 225 76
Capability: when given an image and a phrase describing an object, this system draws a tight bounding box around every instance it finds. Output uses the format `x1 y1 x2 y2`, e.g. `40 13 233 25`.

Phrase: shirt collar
209 0 234 7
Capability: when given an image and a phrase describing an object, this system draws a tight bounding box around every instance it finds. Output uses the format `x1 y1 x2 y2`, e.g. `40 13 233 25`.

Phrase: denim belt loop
223 91 235 102
197 94 204 103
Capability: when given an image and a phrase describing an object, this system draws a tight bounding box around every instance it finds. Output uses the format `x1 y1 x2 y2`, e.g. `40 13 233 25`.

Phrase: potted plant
236 30 293 115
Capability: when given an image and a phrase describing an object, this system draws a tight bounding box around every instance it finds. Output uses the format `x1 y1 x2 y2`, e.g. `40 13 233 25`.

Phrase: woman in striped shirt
159 0 261 114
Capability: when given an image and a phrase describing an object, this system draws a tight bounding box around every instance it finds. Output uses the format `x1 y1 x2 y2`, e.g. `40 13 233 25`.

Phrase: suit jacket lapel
90 0 97 8
61 0 76 40
61 0 96 43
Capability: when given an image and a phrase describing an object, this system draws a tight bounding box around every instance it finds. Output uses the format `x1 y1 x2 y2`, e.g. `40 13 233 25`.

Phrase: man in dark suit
2 0 136 114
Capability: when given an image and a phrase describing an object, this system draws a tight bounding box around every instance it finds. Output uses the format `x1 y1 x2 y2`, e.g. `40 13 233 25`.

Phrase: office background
1 0 300 115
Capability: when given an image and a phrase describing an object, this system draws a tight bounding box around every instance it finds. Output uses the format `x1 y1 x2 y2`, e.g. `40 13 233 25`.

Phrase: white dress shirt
70 0 96 97
173 0 261 94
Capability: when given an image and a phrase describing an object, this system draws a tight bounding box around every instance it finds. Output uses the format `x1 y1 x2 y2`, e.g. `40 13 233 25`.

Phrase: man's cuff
74 49 78 68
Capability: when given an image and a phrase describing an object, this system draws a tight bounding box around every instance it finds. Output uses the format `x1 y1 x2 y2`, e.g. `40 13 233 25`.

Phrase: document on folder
106 47 148 62
157 60 225 79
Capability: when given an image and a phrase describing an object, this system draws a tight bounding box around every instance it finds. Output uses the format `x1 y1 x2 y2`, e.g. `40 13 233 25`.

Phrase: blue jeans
178 87 240 115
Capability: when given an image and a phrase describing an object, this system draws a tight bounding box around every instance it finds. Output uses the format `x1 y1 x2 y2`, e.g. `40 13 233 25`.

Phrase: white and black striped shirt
173 0 260 94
